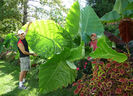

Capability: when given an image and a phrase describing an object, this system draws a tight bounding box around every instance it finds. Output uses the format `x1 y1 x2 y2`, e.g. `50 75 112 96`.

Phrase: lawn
0 60 75 96
0 60 39 96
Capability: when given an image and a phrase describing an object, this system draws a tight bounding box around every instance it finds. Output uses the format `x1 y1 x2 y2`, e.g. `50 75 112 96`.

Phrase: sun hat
18 30 25 35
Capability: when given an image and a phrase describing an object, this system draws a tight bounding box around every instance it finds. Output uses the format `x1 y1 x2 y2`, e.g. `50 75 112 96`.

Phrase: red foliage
74 89 79 95
119 18 133 43
115 88 122 94
72 58 132 96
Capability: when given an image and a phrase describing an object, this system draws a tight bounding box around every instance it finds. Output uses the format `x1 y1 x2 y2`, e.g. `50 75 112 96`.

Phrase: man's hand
32 53 38 56
28 22 32 26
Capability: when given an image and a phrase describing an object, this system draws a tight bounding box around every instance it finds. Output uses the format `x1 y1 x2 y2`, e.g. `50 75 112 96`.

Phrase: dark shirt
17 38 29 57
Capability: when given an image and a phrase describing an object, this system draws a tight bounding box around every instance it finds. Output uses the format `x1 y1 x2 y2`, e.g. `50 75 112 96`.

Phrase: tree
0 0 22 21
22 0 28 25
86 0 115 17
0 0 22 35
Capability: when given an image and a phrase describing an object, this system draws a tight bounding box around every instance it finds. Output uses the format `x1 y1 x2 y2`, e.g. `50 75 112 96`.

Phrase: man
17 22 37 89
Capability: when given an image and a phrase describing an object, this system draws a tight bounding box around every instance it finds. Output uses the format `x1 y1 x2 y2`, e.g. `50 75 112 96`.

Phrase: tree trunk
23 0 28 25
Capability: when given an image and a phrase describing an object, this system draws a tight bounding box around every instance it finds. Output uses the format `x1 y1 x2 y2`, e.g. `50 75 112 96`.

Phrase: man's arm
25 22 32 36
18 43 37 56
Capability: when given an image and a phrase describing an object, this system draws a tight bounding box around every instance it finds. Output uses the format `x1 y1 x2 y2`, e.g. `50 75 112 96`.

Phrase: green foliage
90 36 128 63
67 42 85 62
39 0 68 26
80 5 104 43
73 59 132 95
128 0 133 2
22 20 64 58
0 19 22 34
39 48 77 94
86 0 115 17
3 33 18 51
125 2 133 10
0 0 21 21
65 1 80 39
101 0 133 22
113 0 129 15
101 10 121 23
59 29 74 48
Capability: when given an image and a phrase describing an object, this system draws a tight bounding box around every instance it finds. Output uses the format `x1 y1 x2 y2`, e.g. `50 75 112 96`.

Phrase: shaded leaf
39 48 77 94
100 10 121 23
128 0 133 3
113 0 129 14
80 5 104 43
125 2 133 10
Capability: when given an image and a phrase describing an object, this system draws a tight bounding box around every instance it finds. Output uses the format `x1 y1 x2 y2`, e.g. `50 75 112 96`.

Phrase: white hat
18 30 25 35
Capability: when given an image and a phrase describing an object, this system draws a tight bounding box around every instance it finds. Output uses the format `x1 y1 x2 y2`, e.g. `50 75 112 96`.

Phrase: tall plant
101 0 133 43
21 0 129 95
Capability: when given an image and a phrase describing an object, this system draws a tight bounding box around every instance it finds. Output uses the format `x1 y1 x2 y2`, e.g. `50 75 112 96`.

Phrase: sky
28 0 75 20
28 0 87 21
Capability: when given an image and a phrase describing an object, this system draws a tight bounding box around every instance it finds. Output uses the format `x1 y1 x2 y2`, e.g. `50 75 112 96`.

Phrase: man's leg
23 71 28 83
19 71 25 87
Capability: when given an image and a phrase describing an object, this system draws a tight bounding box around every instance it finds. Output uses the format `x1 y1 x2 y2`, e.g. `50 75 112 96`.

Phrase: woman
87 33 98 61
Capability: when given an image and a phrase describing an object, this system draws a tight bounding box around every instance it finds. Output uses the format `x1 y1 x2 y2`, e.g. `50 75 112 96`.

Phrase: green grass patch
0 60 75 96
0 60 39 96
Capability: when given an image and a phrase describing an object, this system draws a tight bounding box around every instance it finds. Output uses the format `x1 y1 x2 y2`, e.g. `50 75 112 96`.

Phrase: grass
0 60 75 96
0 60 39 96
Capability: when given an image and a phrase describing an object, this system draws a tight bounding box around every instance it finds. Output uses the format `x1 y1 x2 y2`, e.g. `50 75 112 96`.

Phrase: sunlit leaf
90 36 128 63
39 48 77 94
65 1 80 39
22 20 64 58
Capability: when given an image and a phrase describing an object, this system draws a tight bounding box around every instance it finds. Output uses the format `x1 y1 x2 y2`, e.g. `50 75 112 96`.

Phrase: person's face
91 36 96 41
19 33 25 40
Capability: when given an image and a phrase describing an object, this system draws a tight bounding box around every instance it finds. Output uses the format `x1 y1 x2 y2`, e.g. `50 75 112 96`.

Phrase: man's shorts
20 56 30 72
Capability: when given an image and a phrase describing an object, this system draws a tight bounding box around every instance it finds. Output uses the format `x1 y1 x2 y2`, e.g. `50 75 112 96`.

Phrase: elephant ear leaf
39 48 77 94
65 1 80 39
128 0 133 3
100 10 121 23
22 20 63 58
80 5 104 42
89 36 128 63
67 42 85 62
113 0 129 14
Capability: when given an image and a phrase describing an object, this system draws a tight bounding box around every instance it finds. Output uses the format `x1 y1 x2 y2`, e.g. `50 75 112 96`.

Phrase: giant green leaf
22 20 64 58
125 2 133 10
90 36 128 63
101 10 121 23
65 1 80 39
113 0 129 14
39 48 77 94
128 0 133 3
80 5 104 43
67 42 85 61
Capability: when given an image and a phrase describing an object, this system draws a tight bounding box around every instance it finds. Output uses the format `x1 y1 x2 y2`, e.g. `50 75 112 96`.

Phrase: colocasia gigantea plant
20 0 132 95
